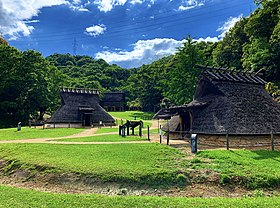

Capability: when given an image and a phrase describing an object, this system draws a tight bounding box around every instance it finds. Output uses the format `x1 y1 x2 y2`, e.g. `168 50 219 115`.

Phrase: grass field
109 111 153 128
0 143 186 186
0 127 84 140
0 185 279 208
109 111 154 121
58 134 147 142
196 150 280 188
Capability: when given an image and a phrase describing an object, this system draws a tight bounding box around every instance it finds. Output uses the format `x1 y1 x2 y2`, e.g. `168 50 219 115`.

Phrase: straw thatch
100 92 126 111
48 88 114 126
162 66 280 135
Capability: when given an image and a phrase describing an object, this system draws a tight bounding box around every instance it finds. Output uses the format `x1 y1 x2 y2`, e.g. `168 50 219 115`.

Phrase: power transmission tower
73 38 77 56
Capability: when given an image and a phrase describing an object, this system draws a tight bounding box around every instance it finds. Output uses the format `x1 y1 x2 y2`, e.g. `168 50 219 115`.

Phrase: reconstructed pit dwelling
47 88 115 128
161 66 280 148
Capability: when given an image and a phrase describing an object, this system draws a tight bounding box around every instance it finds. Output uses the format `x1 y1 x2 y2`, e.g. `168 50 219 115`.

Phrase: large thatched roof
48 88 114 124
163 66 280 135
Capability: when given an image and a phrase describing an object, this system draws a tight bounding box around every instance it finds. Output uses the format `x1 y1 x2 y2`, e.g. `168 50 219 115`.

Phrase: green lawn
109 111 154 121
196 150 280 188
0 127 84 140
58 134 147 142
0 185 279 208
95 127 118 134
0 143 186 186
109 111 153 128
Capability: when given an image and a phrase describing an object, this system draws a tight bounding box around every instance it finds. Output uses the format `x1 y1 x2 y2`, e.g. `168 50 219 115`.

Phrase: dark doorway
83 113 92 126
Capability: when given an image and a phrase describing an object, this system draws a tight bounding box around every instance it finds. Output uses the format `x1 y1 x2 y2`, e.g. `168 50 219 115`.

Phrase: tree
164 37 202 105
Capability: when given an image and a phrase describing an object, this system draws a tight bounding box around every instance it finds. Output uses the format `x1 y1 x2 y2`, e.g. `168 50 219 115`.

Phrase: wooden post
271 131 275 151
167 122 170 145
226 131 229 150
53 122 56 128
132 127 135 135
167 130 170 145
119 126 122 135
148 125 150 141
68 122 70 128
139 123 142 137
43 122 45 130
29 120 31 128
127 122 129 136
34 120 36 128
159 125 162 144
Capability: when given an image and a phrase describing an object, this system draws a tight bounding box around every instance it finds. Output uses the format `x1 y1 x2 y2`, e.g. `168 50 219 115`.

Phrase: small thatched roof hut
162 66 280 136
100 91 126 111
47 88 114 127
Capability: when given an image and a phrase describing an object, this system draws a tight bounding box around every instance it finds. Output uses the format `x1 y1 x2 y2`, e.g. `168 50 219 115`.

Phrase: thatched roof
163 66 280 135
48 88 114 124
101 92 125 102
152 108 171 119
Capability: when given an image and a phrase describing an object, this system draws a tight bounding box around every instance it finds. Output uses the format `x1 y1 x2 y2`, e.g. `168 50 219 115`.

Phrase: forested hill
0 0 279 127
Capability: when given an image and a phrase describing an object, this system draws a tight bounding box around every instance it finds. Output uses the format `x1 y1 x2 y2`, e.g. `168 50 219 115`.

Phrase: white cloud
195 36 219 42
94 0 155 12
217 14 243 38
0 0 67 39
85 24 107 36
178 0 204 11
95 38 183 68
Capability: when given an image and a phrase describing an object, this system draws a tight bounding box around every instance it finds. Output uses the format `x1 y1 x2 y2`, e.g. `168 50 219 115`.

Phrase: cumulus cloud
94 0 155 12
85 24 107 36
0 0 67 39
217 14 243 38
178 0 204 11
194 36 219 42
95 38 183 68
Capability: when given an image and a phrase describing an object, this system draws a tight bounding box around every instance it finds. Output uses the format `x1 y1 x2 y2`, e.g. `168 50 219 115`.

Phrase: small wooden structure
119 120 143 137
100 92 126 111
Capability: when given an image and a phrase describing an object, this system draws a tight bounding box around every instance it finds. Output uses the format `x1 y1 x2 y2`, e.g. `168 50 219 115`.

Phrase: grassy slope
0 185 279 208
196 150 280 188
0 127 84 140
59 134 147 142
0 143 185 186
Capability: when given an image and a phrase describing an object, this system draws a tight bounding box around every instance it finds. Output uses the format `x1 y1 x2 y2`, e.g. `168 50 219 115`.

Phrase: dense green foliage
1 0 280 126
196 150 280 189
1 185 280 208
0 127 84 140
0 143 186 186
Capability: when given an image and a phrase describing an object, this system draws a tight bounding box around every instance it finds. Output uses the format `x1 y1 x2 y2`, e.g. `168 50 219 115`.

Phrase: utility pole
73 38 77 56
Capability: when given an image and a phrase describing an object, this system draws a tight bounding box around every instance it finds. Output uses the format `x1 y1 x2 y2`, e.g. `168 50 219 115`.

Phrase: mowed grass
0 143 185 186
1 185 280 208
0 127 84 140
110 111 153 128
109 111 154 121
196 150 280 188
59 134 147 142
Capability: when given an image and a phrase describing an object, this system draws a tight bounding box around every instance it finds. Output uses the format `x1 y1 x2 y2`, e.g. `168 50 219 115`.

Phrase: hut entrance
82 113 92 126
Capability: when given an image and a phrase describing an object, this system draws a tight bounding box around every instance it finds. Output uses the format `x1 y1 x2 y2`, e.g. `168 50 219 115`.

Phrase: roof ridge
61 87 99 95
196 65 266 85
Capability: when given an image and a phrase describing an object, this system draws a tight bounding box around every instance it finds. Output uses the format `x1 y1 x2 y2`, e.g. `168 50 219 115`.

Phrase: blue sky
1 0 257 68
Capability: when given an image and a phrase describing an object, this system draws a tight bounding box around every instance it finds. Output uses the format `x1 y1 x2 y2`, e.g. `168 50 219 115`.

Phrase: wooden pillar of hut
180 115 183 139
127 122 130 136
189 111 193 132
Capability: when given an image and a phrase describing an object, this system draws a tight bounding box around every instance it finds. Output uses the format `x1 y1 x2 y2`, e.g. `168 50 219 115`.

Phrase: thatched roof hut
100 92 126 111
162 66 280 135
48 88 114 127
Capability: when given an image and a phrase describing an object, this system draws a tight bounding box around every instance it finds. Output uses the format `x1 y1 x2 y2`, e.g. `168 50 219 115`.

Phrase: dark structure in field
47 88 114 127
100 92 126 111
162 66 280 146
